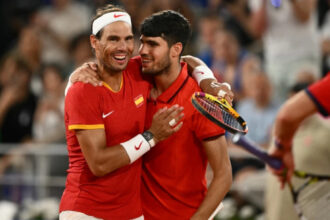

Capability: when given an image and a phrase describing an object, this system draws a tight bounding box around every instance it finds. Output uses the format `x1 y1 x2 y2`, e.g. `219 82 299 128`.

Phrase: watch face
143 131 153 141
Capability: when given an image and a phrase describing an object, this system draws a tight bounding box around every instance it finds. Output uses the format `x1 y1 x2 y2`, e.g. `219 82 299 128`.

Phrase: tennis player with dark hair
59 5 184 220
271 73 330 186
139 11 232 219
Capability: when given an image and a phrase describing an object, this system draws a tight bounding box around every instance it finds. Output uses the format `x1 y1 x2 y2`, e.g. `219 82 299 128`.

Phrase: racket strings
198 97 243 131
295 180 330 219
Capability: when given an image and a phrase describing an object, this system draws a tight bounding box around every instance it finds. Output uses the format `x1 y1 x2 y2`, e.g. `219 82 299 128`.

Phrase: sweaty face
138 35 171 75
93 21 134 73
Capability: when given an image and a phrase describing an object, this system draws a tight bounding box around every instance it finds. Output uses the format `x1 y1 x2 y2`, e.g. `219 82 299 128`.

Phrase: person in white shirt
249 0 320 103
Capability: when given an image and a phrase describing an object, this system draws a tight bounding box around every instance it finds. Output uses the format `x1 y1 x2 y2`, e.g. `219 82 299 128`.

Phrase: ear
90 35 98 51
170 42 183 58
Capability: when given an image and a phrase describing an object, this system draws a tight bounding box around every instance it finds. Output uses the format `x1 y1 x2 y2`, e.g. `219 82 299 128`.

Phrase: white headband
92 11 132 35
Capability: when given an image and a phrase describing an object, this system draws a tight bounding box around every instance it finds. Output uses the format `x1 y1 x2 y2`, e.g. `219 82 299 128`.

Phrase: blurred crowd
0 0 330 219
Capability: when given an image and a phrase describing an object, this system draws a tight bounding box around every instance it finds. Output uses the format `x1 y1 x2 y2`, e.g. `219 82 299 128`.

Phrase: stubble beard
101 54 129 74
142 55 171 76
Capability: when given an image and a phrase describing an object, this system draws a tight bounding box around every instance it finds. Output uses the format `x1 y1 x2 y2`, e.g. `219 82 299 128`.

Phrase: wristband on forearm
192 65 216 86
121 131 155 163
274 138 293 151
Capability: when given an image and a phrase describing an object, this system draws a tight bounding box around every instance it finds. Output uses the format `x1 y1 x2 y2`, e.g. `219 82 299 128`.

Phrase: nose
138 43 147 55
117 40 127 50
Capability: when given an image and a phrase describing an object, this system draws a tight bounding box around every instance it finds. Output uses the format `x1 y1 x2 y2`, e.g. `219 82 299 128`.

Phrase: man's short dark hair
140 10 191 55
91 4 127 39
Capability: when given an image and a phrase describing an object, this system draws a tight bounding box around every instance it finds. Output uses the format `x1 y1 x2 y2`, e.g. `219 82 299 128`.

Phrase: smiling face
138 35 172 75
91 21 134 74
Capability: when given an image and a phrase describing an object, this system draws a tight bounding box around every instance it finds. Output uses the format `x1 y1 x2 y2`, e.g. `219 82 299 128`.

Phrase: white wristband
121 134 151 163
192 65 216 86
149 139 155 147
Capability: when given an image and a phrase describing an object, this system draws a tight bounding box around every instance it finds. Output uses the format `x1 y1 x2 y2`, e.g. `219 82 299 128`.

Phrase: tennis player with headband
66 7 233 220
66 11 233 104
60 5 185 220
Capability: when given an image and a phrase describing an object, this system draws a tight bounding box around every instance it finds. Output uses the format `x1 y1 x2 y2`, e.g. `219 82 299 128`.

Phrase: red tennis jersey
141 63 225 219
60 57 151 219
306 73 330 117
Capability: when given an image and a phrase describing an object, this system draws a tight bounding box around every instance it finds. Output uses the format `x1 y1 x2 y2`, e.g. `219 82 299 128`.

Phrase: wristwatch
142 130 155 147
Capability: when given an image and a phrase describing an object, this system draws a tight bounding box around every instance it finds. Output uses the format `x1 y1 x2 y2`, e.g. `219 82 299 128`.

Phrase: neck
98 62 123 92
152 61 181 98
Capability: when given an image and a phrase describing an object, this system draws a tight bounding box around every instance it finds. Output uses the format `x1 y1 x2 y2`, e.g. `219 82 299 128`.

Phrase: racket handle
232 134 283 170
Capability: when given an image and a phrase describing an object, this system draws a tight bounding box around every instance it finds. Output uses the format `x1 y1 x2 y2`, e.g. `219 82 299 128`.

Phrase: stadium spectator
0 0 41 58
0 55 37 202
250 0 321 103
14 26 43 96
237 72 279 147
15 26 42 76
67 32 94 76
0 55 37 143
211 29 257 101
32 63 66 143
32 0 91 65
221 0 256 49
196 13 223 67
228 68 278 204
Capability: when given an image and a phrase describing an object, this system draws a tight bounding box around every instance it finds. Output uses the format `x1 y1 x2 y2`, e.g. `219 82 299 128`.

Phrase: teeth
114 55 126 60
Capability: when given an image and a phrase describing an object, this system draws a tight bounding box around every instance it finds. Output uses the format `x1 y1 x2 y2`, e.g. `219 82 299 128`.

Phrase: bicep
202 136 231 176
76 128 107 167
279 91 317 124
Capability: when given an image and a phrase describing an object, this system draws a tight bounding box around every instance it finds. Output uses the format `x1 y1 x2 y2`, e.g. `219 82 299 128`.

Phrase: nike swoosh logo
102 111 114 118
195 71 204 75
135 141 143 150
114 14 125 18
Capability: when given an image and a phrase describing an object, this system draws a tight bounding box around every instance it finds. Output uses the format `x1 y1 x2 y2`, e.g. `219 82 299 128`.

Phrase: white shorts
59 211 144 220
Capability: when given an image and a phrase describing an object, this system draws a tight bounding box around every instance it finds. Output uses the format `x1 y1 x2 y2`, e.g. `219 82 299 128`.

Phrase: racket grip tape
232 134 283 170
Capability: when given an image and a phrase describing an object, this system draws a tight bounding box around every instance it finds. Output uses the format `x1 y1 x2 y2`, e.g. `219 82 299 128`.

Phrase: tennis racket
232 134 330 220
191 92 248 134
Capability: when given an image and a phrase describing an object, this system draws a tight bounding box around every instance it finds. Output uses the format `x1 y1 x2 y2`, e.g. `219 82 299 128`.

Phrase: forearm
274 91 317 148
274 109 301 148
291 0 316 23
181 55 215 83
178 56 234 103
191 168 232 219
192 137 232 219
77 129 131 176
77 105 183 177
181 55 207 72
90 145 131 176
81 132 156 177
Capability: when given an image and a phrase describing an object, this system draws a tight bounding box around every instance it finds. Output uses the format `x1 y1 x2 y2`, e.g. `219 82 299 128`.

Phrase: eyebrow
140 38 160 46
107 34 134 40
